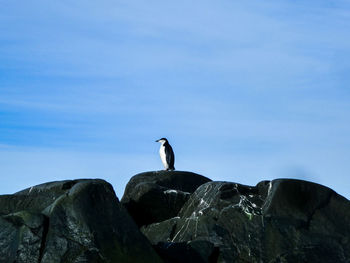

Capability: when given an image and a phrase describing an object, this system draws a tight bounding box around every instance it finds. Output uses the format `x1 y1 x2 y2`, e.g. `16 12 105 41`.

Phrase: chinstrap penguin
155 138 175 171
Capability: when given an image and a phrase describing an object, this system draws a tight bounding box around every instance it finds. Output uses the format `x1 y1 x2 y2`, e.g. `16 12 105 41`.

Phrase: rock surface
1 173 349 263
0 179 162 263
141 179 350 263
121 171 211 226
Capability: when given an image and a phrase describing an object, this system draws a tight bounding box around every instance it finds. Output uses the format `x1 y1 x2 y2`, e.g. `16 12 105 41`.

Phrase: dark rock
121 171 211 226
141 217 180 245
0 179 163 263
154 240 218 263
142 179 350 263
2 174 349 263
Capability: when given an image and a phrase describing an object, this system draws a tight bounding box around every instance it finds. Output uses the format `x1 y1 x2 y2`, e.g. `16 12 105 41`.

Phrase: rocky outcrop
140 179 350 263
121 171 211 226
1 172 349 263
0 179 162 263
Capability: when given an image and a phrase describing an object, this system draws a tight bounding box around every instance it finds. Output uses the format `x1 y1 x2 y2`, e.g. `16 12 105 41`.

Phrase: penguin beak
155 139 159 142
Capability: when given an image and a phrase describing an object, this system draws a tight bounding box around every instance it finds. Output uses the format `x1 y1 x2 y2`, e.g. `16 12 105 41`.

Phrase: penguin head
156 138 168 143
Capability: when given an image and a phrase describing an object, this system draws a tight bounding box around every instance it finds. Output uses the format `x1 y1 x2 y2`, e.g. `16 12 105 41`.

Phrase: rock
0 179 163 263
121 171 211 226
2 174 349 263
141 217 180 245
142 179 350 263
154 240 219 263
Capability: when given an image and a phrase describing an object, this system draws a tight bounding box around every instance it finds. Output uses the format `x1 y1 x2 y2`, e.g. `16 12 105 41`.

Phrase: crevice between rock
169 221 177 241
38 215 50 263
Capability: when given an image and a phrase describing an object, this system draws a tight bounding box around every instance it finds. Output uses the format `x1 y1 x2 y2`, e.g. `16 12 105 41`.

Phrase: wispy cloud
1 0 349 79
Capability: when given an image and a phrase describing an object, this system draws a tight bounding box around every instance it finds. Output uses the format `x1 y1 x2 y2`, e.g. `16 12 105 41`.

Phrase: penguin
155 138 175 171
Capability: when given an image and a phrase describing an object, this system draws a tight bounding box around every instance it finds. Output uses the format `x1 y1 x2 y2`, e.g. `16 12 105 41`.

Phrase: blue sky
1 0 350 199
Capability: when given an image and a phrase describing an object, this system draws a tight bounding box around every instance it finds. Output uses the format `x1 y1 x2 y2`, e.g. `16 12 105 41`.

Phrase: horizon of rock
0 171 349 262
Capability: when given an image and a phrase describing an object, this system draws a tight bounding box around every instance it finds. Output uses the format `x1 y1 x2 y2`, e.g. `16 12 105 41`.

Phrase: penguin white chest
159 144 169 169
